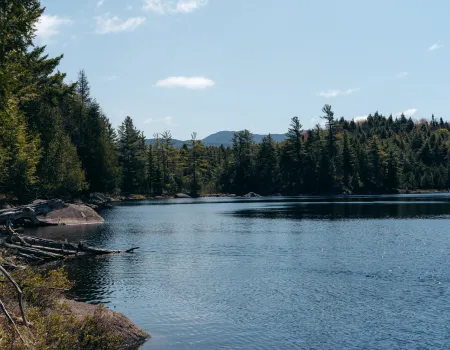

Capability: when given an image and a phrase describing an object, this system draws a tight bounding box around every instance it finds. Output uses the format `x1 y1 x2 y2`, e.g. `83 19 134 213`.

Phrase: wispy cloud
105 75 118 81
396 71 409 78
144 116 179 127
126 5 133 10
428 42 443 51
97 0 106 8
143 0 208 14
155 76 215 89
94 13 146 34
353 115 368 123
394 108 418 117
317 88 359 98
35 14 73 41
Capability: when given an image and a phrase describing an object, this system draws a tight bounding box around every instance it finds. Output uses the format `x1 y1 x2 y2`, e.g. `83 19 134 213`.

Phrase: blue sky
37 0 449 140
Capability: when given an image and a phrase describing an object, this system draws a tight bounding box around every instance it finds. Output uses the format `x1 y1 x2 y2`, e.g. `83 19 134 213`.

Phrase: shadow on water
229 201 450 220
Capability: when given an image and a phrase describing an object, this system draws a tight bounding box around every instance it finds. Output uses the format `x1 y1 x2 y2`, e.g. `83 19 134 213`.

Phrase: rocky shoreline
0 198 149 349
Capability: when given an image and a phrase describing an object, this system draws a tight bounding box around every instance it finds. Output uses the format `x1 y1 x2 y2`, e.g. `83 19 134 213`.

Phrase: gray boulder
243 192 261 198
174 193 191 198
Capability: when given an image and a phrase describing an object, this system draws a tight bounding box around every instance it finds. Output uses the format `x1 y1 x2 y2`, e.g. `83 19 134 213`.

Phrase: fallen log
21 236 79 251
3 242 66 260
77 242 140 255
2 231 139 262
0 200 64 226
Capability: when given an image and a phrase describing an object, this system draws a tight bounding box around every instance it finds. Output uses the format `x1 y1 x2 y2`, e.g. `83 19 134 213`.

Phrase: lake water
28 195 450 349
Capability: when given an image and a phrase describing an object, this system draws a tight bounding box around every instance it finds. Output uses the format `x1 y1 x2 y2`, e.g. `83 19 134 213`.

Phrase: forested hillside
2 1 450 202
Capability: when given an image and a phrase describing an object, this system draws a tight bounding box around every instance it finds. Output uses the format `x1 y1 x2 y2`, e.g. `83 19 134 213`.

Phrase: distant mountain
202 131 286 147
145 138 186 148
145 131 286 148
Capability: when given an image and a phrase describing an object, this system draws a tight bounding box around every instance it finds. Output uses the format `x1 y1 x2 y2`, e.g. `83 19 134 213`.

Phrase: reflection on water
26 195 450 349
26 224 102 242
232 201 450 219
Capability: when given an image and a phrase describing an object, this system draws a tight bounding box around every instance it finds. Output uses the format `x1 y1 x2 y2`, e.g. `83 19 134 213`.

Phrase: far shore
113 189 450 202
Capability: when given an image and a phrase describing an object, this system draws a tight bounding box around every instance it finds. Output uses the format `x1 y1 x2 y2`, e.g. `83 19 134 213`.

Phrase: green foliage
1 0 450 200
0 267 122 349
0 100 41 201
231 130 255 195
256 135 281 195
0 1 119 201
118 116 146 193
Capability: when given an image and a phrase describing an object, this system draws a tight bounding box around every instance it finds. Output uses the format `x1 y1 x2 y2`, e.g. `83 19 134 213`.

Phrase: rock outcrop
37 203 104 225
63 299 149 348
242 192 261 198
174 193 191 198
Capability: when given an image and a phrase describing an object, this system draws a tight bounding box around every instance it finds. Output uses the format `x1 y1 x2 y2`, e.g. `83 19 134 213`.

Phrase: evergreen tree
189 132 202 196
284 117 304 193
118 116 146 193
342 131 357 190
385 149 400 191
256 134 281 195
231 130 255 194
368 136 387 192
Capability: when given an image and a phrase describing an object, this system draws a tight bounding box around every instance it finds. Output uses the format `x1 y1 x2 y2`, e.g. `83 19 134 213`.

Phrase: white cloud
396 71 409 78
353 115 368 123
143 0 208 14
35 14 73 40
144 116 179 127
97 0 106 7
317 88 359 98
155 76 215 89
428 42 443 51
394 108 418 117
105 75 118 81
126 5 133 10
94 13 146 34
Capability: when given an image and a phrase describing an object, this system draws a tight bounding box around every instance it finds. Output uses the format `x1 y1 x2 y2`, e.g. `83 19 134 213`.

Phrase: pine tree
0 1 46 201
385 149 400 192
118 116 146 193
368 136 387 192
189 132 201 196
231 130 255 195
256 134 281 195
321 104 338 158
284 117 304 193
342 131 357 190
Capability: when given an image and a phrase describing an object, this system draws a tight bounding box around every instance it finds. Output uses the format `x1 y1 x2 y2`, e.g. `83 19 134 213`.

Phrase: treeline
0 1 120 201
3 2 450 202
123 106 450 196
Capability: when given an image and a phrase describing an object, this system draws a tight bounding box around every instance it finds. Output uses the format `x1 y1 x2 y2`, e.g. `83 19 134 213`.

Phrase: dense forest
2 1 450 202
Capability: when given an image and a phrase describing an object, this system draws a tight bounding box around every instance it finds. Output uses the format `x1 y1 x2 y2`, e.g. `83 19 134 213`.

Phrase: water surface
28 195 450 349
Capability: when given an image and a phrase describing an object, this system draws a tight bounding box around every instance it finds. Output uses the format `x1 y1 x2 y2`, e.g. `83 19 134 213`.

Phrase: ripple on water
29 196 450 349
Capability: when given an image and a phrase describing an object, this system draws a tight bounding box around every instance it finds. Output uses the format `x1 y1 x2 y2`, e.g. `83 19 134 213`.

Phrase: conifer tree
118 116 146 193
231 130 255 194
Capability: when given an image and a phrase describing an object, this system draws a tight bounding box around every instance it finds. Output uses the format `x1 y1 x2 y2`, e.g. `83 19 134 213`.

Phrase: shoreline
0 200 150 349
0 246 150 349
112 189 450 202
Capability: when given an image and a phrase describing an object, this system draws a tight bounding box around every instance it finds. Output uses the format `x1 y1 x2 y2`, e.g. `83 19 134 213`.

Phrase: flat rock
63 299 149 349
38 203 104 225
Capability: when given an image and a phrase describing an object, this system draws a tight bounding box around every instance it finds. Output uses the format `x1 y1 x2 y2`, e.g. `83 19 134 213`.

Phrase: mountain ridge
145 130 286 148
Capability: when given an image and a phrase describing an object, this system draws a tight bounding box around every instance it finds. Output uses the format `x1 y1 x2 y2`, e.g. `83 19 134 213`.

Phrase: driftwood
0 199 139 340
0 200 62 227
